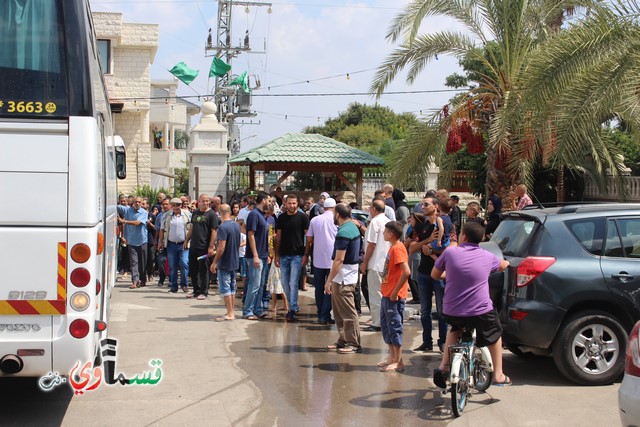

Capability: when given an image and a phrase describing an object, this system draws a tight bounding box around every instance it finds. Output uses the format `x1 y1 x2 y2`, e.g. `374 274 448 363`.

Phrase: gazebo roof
228 133 384 166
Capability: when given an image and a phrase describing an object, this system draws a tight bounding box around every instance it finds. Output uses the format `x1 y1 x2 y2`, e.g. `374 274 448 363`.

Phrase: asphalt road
0 276 621 426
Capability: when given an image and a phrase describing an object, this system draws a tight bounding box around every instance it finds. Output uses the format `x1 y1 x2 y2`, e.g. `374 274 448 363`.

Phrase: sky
89 0 464 152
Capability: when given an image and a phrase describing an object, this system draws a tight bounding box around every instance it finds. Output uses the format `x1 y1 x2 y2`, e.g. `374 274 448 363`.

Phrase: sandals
493 375 512 387
433 368 449 389
215 316 235 322
337 346 362 354
129 283 140 289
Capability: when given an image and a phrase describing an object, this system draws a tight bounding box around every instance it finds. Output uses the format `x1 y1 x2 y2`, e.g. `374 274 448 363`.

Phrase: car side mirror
115 146 127 180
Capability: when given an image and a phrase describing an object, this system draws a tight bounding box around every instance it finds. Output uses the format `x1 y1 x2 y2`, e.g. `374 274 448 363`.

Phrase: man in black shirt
410 198 447 352
185 194 219 300
275 194 309 322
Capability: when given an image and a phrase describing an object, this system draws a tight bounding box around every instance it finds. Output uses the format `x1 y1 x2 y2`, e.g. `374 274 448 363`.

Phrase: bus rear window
0 1 68 118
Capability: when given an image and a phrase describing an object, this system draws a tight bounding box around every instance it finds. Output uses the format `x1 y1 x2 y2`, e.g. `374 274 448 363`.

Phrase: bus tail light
95 321 107 332
70 268 90 287
70 243 91 263
70 292 90 311
69 319 90 338
96 280 101 295
97 232 104 255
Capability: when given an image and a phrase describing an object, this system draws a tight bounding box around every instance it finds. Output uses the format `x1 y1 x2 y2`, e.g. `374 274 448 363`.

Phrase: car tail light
510 310 529 321
625 322 640 377
69 319 90 338
71 243 91 263
70 268 90 287
516 257 556 287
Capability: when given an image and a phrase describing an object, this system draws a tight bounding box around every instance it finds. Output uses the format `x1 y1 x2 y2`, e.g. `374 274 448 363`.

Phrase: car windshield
490 218 537 256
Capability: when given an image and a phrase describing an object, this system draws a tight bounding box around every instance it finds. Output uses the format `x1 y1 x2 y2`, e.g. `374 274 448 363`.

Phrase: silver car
619 320 640 426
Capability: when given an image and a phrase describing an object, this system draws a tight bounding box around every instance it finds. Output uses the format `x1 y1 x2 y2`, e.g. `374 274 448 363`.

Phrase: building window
97 39 111 74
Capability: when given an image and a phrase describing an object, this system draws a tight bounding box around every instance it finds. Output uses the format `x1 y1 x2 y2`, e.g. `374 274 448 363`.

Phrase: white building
149 80 200 190
93 12 158 194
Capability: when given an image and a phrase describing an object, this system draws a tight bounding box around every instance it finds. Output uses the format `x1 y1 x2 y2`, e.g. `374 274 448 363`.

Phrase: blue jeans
417 271 447 347
314 266 332 321
243 257 267 317
167 241 188 291
218 269 236 297
279 255 302 312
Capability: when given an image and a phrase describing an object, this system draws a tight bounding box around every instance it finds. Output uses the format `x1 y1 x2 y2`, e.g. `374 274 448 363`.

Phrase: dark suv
486 204 640 385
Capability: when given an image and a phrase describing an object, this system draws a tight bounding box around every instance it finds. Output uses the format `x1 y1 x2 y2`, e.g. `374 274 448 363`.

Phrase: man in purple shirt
431 221 511 388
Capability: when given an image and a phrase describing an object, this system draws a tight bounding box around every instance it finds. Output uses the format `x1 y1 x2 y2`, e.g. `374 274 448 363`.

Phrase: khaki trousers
331 282 361 348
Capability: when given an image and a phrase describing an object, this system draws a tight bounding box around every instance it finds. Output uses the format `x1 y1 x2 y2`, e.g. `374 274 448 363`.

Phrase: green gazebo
228 133 384 207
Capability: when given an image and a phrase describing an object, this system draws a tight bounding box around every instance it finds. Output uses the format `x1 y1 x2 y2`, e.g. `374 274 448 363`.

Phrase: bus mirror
115 146 126 180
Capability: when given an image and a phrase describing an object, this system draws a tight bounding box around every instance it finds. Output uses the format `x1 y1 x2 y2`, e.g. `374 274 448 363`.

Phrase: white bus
0 0 125 377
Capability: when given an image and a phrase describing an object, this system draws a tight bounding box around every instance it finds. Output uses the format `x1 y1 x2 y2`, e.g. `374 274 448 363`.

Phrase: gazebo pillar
356 169 363 208
249 163 255 190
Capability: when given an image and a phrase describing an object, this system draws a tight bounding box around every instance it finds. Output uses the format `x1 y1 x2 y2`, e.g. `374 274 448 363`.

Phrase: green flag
230 71 251 93
169 62 199 85
209 57 231 78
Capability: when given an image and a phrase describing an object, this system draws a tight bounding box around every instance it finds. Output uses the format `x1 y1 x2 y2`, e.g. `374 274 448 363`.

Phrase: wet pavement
232 290 450 426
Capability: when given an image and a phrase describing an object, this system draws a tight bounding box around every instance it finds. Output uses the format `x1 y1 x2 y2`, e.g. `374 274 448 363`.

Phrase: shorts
380 297 405 346
218 269 237 297
442 309 502 347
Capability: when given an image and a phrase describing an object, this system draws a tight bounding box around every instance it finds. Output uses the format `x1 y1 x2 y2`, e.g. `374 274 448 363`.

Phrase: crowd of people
116 183 534 384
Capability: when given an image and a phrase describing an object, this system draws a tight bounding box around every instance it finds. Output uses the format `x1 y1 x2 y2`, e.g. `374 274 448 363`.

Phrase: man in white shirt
158 198 191 293
360 199 391 331
304 198 338 325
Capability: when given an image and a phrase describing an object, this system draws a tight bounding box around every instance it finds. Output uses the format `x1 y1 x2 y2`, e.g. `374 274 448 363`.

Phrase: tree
370 0 626 203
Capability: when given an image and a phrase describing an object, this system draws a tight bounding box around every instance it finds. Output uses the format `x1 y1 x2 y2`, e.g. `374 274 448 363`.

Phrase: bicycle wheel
475 365 492 392
451 357 469 417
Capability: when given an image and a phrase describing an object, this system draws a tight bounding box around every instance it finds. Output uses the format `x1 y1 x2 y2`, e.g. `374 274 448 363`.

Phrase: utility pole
205 0 270 156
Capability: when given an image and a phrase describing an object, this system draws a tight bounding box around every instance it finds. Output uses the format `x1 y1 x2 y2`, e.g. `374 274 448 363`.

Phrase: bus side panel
68 117 101 227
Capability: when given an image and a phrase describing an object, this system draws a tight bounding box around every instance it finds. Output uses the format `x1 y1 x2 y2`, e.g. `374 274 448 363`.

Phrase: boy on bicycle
430 221 511 388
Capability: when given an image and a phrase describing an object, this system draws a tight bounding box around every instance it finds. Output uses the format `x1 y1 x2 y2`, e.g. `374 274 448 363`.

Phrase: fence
584 176 640 201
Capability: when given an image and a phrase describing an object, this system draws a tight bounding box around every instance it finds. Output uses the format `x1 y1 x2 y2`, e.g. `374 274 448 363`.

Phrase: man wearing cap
309 192 329 220
158 198 191 293
304 197 338 324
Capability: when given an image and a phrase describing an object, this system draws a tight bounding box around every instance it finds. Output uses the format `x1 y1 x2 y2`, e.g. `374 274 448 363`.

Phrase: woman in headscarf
392 188 411 226
484 195 503 240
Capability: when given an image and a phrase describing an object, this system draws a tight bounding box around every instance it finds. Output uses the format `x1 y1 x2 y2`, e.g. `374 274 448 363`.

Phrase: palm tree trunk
556 166 565 203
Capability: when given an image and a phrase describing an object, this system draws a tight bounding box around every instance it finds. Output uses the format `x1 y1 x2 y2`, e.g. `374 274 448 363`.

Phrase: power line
266 68 378 90
92 1 404 11
113 87 464 101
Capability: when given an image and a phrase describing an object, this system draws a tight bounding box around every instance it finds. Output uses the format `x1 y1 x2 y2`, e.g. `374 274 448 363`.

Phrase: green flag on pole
210 57 231 78
169 61 199 85
230 71 251 93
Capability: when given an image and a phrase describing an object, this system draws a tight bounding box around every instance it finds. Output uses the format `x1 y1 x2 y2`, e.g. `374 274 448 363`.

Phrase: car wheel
552 311 627 385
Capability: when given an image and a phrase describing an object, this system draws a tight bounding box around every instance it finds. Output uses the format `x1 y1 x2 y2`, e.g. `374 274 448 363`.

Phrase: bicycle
442 328 493 417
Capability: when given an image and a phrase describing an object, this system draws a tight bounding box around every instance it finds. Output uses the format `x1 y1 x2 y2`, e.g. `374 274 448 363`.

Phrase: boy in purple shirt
431 221 511 388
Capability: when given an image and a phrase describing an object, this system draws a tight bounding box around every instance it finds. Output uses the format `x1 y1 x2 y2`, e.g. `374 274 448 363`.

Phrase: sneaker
157 281 164 287
196 294 207 300
181 286 188 293
285 310 296 322
167 289 178 293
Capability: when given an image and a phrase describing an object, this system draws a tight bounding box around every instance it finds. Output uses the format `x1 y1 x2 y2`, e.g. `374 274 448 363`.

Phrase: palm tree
522 1 640 198
371 0 628 202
